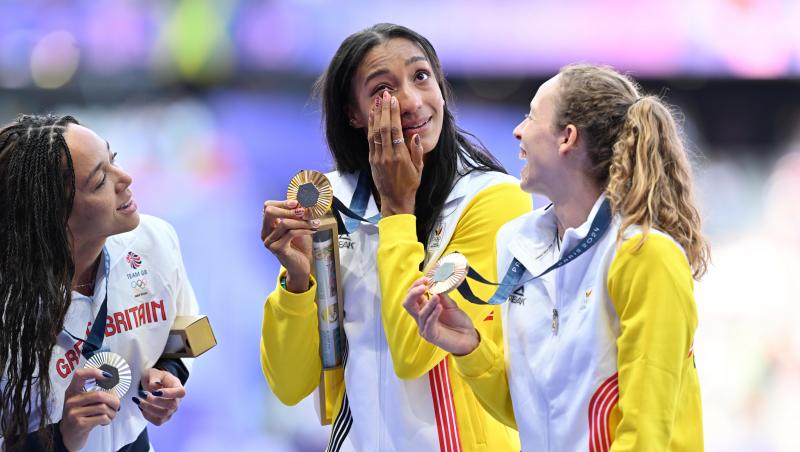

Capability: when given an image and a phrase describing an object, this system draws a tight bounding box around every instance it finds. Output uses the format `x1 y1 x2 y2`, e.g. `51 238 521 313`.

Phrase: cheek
69 196 109 230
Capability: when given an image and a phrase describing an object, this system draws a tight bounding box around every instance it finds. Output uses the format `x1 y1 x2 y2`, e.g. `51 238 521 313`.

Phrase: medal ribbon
63 247 111 359
456 199 613 305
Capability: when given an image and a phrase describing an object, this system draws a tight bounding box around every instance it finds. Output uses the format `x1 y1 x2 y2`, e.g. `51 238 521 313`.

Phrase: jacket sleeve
377 183 531 380
260 270 322 406
607 233 698 451
452 329 518 429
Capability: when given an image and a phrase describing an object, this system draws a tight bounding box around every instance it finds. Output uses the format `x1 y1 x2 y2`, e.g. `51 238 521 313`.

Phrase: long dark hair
314 23 506 247
0 114 79 449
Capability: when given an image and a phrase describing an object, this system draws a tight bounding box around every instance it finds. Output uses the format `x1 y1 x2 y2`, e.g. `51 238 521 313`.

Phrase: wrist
454 329 481 357
381 199 415 216
284 273 311 293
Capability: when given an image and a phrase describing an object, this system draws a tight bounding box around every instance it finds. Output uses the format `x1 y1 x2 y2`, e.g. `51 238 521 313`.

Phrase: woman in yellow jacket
258 24 528 451
405 64 709 451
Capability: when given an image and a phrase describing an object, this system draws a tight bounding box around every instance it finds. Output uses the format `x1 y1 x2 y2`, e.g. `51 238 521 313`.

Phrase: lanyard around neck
332 171 382 234
63 247 111 359
457 199 613 305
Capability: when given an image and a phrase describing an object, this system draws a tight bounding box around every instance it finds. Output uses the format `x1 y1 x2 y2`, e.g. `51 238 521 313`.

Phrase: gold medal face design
426 252 469 295
287 170 333 219
83 352 132 399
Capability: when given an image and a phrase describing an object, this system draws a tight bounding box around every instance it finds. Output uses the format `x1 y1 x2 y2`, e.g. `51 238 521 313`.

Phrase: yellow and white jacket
454 196 703 451
261 167 529 452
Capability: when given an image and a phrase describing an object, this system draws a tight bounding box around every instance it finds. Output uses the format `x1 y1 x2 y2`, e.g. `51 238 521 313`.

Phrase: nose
395 83 423 115
513 121 524 140
115 167 133 192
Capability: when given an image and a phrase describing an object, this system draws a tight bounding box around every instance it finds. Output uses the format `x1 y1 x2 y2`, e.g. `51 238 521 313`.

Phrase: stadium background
1 1 799 450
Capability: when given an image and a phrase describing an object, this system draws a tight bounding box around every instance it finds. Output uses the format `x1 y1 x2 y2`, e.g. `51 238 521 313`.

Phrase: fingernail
152 390 163 397
294 208 304 217
102 371 113 379
383 90 390 101
132 396 141 405
375 96 381 108
391 96 397 108
117 407 121 412
287 200 298 208
138 389 148 399
414 135 421 146
310 219 320 228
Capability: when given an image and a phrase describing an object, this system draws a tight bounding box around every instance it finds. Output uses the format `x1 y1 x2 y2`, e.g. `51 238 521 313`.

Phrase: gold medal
426 252 469 295
287 170 333 219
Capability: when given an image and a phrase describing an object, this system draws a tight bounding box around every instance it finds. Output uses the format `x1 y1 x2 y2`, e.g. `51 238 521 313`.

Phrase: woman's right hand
261 199 318 292
403 278 481 356
59 368 121 451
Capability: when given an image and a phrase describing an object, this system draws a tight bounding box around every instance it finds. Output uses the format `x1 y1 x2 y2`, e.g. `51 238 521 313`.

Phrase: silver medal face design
84 352 132 399
426 252 469 295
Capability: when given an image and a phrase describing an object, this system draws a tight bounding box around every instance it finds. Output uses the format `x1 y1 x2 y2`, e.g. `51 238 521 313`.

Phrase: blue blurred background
2 1 800 450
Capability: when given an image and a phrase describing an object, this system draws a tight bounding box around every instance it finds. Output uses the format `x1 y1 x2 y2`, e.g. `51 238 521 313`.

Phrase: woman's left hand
134 368 186 426
369 90 425 216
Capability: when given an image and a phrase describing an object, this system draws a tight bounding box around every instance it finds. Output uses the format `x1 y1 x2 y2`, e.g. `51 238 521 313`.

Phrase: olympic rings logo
131 279 147 289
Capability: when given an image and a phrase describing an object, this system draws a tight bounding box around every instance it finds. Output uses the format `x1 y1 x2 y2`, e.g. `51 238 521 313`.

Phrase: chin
120 213 141 234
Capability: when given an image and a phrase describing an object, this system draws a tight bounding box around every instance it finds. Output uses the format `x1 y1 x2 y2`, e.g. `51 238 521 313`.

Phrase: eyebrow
363 55 430 87
84 141 111 187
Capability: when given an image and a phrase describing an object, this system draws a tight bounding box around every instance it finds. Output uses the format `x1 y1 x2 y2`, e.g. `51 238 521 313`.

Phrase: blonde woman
404 64 709 451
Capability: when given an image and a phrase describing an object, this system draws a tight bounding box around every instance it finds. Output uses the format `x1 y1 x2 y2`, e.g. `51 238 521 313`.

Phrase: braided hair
0 114 79 450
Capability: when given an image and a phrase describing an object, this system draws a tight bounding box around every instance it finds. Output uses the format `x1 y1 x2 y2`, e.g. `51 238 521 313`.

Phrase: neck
551 178 603 239
71 240 105 294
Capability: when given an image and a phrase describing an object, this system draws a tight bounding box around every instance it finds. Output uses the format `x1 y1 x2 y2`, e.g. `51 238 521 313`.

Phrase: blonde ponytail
606 96 710 279
555 64 710 280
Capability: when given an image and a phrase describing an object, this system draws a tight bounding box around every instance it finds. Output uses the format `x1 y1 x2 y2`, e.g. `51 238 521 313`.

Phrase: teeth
403 118 429 130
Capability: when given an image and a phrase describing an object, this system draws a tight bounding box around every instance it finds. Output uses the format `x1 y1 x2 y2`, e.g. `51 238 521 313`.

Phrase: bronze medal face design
426 252 469 295
287 170 333 219
84 352 132 399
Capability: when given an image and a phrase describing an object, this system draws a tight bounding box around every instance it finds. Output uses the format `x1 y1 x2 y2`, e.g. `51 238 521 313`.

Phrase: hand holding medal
261 170 332 292
60 367 122 451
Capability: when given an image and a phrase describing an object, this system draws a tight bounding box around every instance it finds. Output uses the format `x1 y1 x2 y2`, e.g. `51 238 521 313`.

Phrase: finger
371 97 383 158
410 276 431 290
268 228 315 254
79 412 116 428
417 295 440 329
262 202 306 235
66 368 110 396
145 386 186 400
390 96 405 154
70 391 121 412
422 303 444 340
70 400 118 420
263 218 318 249
379 90 392 157
135 396 173 417
368 108 376 164
403 283 430 316
438 292 459 310
147 370 180 390
410 133 424 171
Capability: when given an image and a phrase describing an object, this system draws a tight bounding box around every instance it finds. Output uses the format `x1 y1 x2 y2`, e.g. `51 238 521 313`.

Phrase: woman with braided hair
0 114 198 451
404 64 710 450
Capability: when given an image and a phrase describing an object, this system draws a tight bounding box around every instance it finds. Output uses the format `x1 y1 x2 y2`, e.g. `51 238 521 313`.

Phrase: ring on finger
374 139 383 145
392 137 404 145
